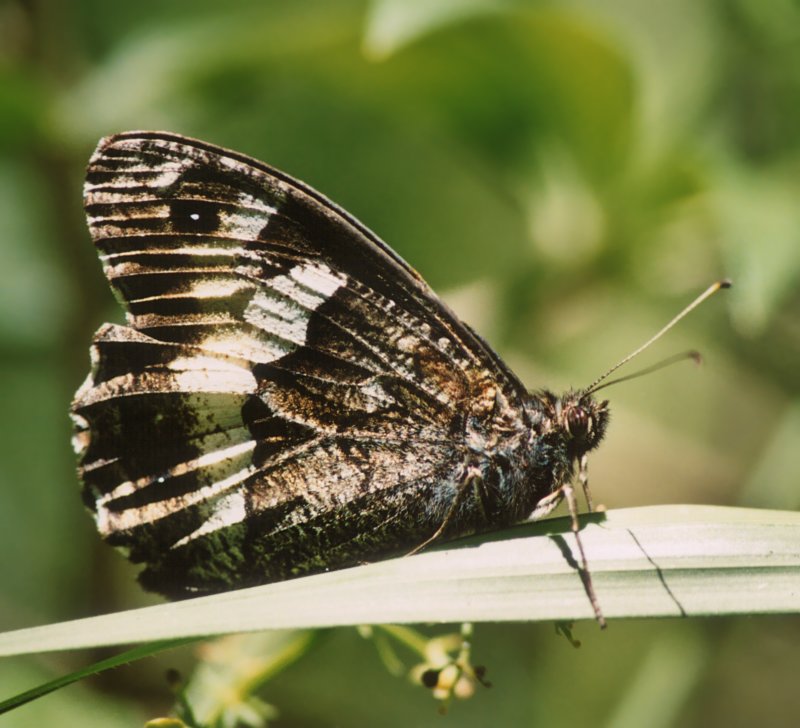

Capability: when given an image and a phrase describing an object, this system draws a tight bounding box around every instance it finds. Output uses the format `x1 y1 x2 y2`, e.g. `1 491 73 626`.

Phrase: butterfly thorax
447 384 608 536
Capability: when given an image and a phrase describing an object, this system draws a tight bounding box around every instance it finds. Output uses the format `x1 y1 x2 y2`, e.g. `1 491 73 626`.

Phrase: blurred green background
1 0 799 725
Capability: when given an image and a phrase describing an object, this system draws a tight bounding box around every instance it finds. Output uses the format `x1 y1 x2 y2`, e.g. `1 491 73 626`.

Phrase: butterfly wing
72 132 531 596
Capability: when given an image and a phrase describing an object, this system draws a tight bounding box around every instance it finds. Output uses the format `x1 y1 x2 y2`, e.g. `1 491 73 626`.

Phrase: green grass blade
0 505 798 658
0 638 198 716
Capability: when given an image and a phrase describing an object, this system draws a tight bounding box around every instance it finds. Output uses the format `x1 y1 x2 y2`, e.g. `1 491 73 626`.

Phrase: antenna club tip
719 278 733 289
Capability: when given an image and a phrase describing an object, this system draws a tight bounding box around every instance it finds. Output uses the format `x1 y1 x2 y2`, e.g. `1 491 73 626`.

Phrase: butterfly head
560 392 609 457
530 390 609 462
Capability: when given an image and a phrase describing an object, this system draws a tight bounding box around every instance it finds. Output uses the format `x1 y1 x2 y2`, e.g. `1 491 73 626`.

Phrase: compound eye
567 406 590 438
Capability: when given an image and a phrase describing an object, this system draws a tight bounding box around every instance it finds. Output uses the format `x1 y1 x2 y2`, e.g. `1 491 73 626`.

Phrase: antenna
584 279 731 396
589 350 702 393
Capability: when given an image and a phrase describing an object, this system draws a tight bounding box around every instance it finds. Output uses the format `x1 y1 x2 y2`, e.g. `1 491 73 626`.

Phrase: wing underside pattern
72 133 530 595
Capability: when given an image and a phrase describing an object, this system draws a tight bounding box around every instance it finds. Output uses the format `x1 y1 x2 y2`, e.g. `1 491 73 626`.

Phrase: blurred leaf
0 361 90 623
0 160 72 349
605 626 708 728
58 3 365 142
0 68 48 150
740 400 800 510
180 632 312 728
714 162 800 334
368 10 635 179
363 0 499 59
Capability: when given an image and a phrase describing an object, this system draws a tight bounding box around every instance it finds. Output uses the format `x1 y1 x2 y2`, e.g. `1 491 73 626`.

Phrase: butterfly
71 131 727 622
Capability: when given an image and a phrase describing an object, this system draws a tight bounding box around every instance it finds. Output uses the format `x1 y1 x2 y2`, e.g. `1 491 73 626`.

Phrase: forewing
72 132 528 594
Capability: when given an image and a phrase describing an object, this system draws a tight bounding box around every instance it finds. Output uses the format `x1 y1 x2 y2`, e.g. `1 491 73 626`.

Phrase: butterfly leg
578 453 594 511
406 465 483 557
529 487 565 520
562 478 606 628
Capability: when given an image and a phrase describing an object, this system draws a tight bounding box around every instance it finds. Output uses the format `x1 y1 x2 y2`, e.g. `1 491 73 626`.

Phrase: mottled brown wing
72 132 530 596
